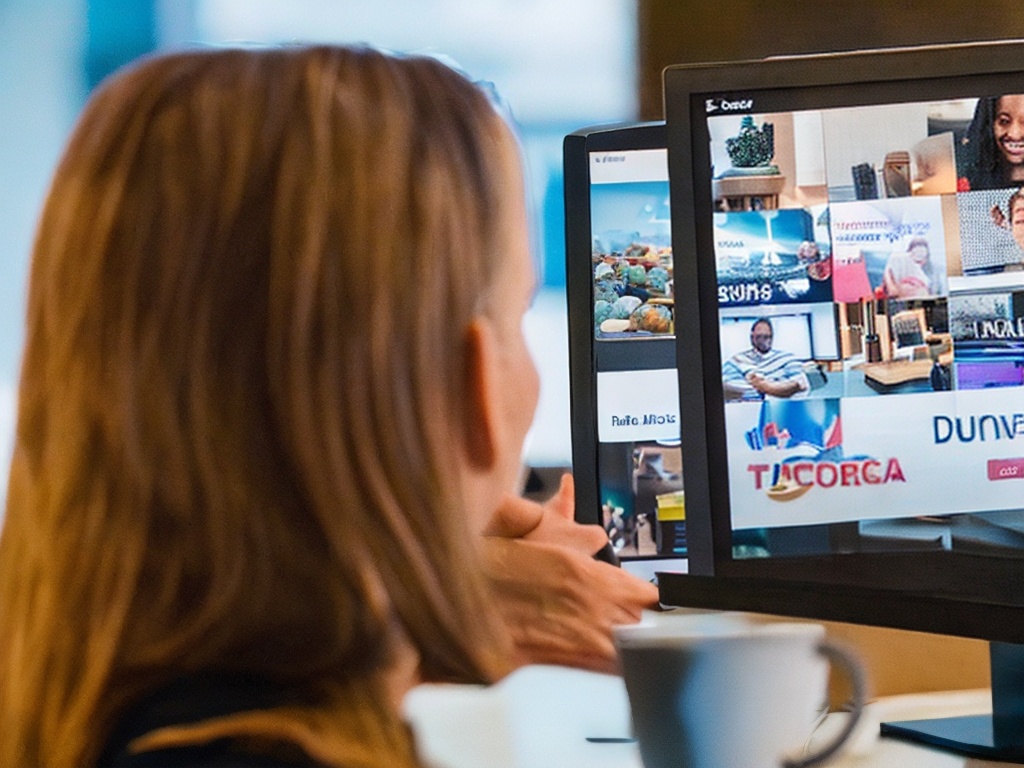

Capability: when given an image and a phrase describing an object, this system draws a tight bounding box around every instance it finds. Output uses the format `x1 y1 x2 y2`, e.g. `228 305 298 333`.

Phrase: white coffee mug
614 617 865 768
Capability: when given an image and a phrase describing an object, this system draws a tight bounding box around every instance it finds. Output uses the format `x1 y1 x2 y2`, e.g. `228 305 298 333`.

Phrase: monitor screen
661 41 1024 760
563 123 687 576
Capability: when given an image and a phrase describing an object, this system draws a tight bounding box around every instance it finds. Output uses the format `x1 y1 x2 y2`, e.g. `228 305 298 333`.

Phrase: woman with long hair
958 93 1024 190
0 45 655 767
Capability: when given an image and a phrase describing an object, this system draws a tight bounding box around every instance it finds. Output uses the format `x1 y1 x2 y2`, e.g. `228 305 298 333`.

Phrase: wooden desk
713 173 786 212
811 689 1003 767
861 358 934 392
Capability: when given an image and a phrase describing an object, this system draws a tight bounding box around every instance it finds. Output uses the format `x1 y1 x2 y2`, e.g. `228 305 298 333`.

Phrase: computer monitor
563 122 687 578
660 40 1024 760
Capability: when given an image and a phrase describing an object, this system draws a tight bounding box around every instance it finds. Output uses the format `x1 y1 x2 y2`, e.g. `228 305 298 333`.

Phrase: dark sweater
98 674 328 768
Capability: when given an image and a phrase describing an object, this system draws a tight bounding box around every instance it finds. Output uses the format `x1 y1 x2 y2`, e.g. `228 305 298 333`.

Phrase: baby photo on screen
830 197 948 301
956 188 1024 274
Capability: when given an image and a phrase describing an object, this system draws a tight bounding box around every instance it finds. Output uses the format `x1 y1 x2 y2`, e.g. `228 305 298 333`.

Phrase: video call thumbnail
597 440 685 559
590 178 673 339
714 208 833 307
830 197 948 302
956 189 1024 274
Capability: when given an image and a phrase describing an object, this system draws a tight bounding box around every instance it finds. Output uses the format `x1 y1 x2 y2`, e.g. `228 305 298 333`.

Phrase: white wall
193 0 637 124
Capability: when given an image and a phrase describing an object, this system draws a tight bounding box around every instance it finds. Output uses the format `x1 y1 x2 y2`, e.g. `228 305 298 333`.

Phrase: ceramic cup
614 617 865 768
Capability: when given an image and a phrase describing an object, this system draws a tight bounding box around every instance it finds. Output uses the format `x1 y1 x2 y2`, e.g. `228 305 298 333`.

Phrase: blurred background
3 0 1024 496
0 0 640 486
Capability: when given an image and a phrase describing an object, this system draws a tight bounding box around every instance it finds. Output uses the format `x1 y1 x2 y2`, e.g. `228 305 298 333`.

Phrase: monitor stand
880 641 1024 761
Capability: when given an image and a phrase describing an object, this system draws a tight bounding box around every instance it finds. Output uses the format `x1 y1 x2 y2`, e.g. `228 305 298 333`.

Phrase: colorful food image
646 266 670 293
592 241 674 338
610 295 642 319
630 303 673 334
766 478 813 502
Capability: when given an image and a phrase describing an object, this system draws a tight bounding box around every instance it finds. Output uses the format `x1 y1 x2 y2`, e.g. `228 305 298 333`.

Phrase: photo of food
590 179 674 339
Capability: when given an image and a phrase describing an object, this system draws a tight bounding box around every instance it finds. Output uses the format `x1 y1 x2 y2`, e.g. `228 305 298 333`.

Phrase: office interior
7 0 1024 744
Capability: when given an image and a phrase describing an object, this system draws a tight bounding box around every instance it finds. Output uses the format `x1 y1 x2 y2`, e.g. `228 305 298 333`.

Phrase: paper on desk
403 664 639 768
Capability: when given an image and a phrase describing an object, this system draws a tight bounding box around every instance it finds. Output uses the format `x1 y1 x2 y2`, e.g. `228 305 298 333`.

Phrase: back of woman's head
0 45 518 767
960 95 1002 188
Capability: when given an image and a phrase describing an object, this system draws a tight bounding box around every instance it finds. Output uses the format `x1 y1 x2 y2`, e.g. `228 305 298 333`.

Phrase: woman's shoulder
106 739 322 768
99 674 329 768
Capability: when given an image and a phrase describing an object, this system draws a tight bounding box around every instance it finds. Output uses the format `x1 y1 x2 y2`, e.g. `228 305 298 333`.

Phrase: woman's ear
462 316 499 471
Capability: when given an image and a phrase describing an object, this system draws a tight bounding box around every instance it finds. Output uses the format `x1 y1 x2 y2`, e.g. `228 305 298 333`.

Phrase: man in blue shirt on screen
722 317 809 401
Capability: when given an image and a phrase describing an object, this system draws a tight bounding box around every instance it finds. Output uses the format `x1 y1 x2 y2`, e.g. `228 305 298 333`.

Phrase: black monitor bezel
662 40 1024 643
563 121 672 530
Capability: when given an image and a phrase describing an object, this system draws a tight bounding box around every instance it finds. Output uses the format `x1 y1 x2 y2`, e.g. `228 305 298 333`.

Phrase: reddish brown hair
0 45 517 767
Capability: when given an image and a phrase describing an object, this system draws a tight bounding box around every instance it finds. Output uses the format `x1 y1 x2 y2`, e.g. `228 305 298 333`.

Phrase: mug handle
781 641 867 768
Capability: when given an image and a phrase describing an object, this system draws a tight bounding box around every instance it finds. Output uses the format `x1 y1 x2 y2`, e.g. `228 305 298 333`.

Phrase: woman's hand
481 474 660 674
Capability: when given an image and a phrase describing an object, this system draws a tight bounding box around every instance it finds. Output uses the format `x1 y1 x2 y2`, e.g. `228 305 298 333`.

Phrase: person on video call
990 187 1024 261
0 45 656 768
796 240 831 282
958 94 1024 190
882 236 942 298
722 318 810 402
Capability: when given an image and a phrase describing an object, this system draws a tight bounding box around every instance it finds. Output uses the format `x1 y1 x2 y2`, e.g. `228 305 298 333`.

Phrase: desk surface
814 364 935 398
813 689 1002 767
405 666 1007 768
